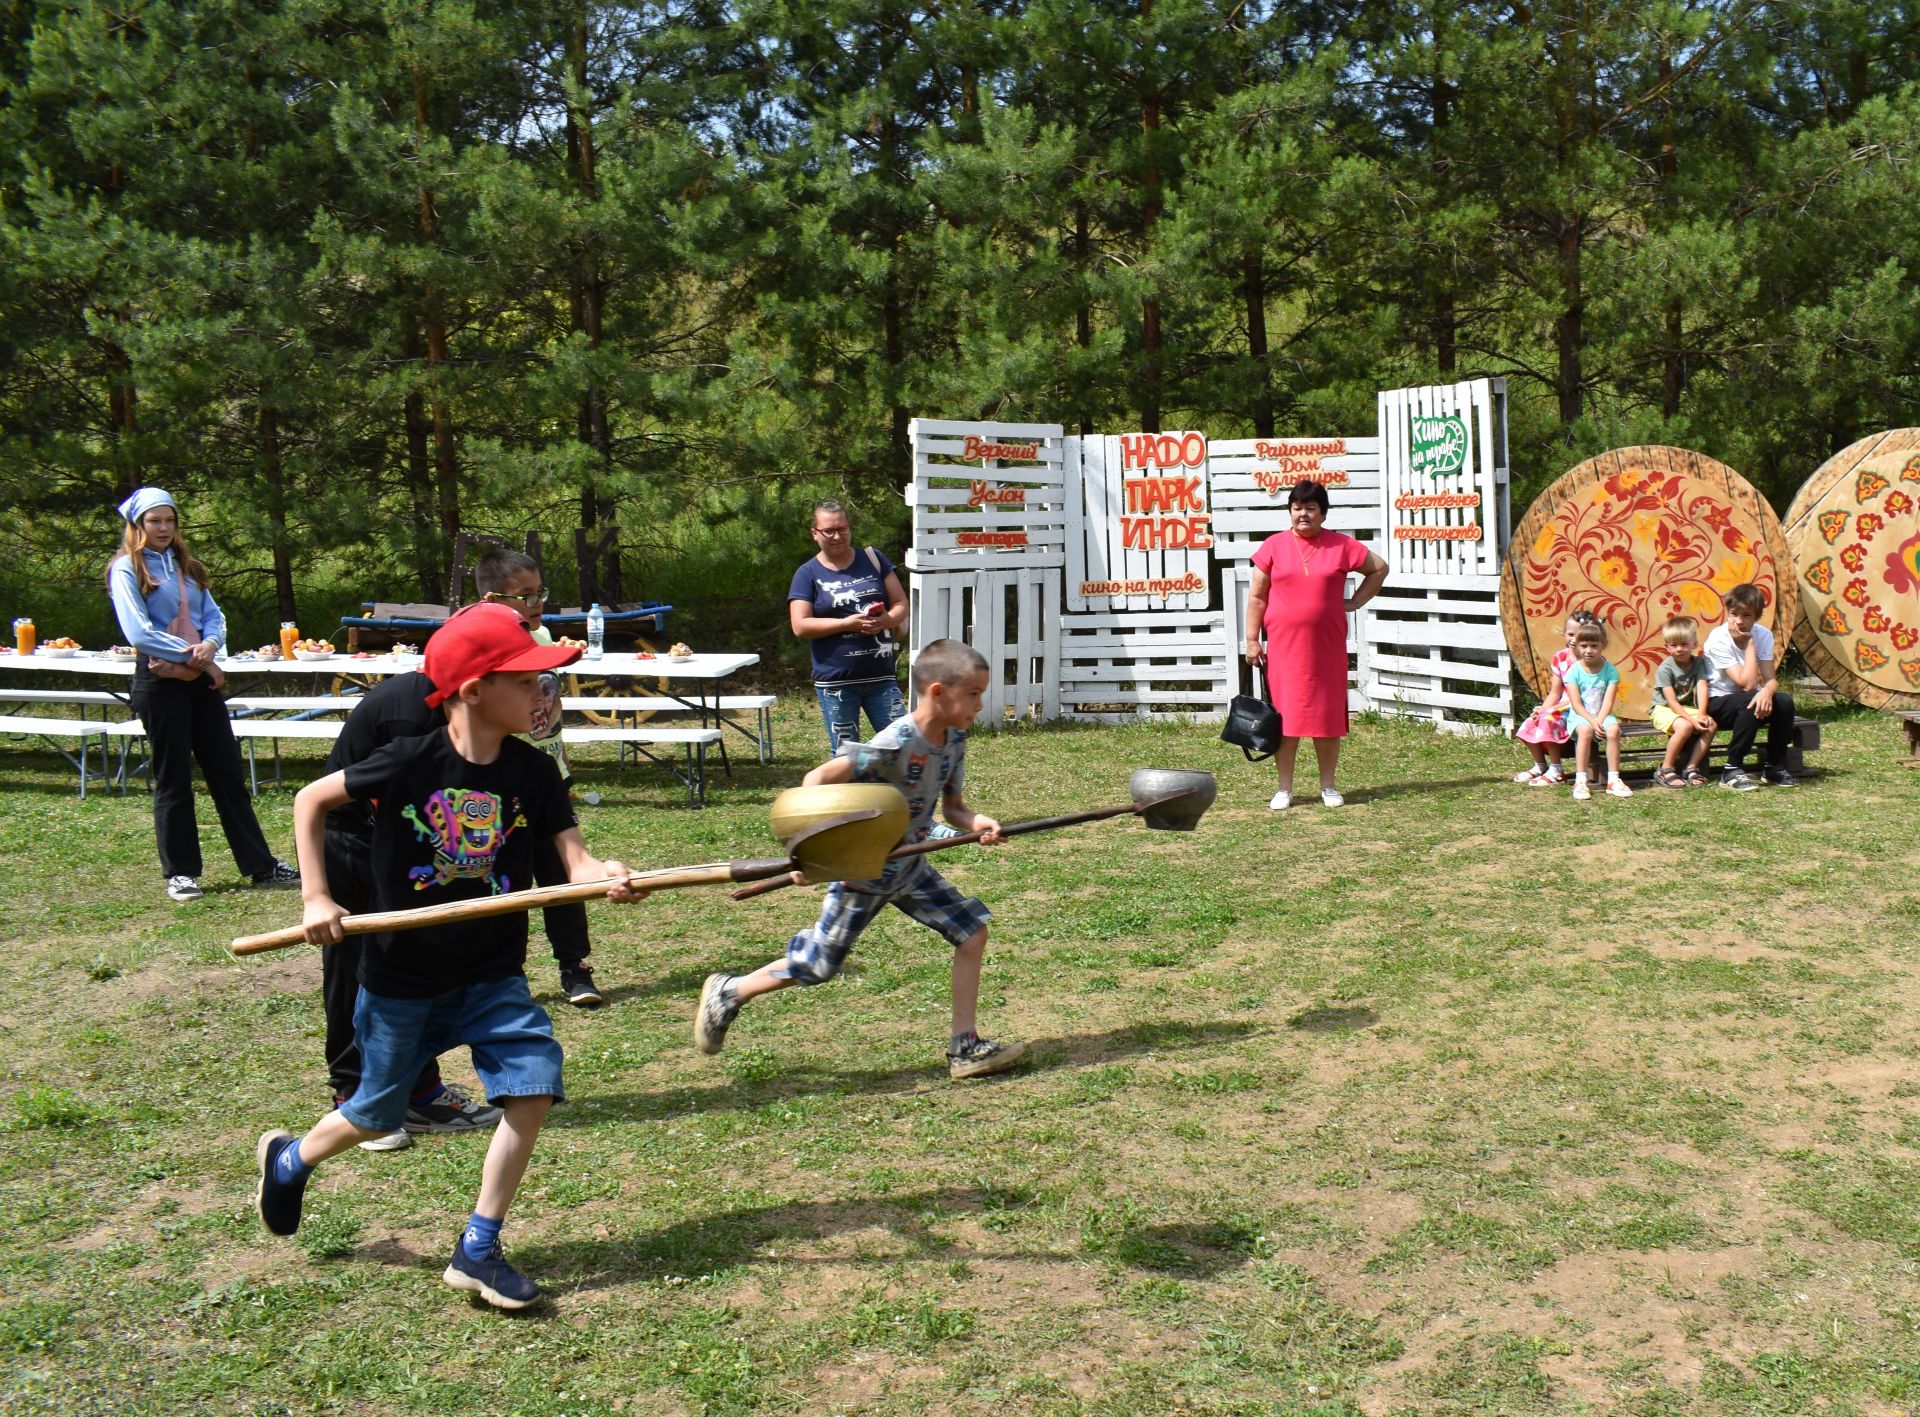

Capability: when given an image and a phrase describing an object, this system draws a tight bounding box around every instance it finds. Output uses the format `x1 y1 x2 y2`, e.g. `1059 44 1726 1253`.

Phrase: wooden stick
730 801 1147 901
231 855 796 956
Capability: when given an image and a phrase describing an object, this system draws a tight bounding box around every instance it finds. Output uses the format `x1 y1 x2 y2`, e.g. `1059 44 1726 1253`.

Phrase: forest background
4 0 1917 669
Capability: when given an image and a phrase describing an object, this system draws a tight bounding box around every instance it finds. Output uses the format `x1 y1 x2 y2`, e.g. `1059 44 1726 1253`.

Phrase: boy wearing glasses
473 549 604 1005
789 499 909 751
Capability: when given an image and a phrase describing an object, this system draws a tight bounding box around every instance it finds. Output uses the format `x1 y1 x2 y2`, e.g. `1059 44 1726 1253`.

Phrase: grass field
2 697 1917 1415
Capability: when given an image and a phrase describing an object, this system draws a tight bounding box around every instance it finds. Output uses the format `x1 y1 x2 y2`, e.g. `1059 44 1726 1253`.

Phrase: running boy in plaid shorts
693 638 1027 1079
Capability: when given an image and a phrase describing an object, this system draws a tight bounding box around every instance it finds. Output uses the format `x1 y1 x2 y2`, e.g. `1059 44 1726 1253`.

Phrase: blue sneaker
443 1240 542 1310
255 1130 309 1236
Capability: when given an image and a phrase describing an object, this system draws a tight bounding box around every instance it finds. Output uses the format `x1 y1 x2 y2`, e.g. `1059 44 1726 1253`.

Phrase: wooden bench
561 694 778 765
561 725 723 807
1899 712 1920 767
1614 716 1821 778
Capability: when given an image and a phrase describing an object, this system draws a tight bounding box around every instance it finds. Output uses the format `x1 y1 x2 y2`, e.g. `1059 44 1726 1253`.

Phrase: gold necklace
1295 530 1321 574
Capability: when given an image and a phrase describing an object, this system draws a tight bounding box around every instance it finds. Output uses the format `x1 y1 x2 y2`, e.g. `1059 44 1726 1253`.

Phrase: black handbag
1220 670 1282 762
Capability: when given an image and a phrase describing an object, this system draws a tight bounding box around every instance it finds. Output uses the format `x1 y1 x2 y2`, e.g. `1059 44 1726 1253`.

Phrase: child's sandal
1653 767 1685 790
1684 768 1709 787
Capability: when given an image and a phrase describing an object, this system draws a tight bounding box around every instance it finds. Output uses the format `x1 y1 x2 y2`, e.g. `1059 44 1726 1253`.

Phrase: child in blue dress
1563 620 1631 800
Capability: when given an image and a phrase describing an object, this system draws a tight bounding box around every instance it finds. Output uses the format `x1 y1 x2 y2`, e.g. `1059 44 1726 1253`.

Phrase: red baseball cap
423 603 581 707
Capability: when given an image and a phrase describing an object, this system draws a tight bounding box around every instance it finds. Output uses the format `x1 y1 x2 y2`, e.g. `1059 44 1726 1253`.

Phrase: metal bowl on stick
769 783 910 882
1128 768 1217 830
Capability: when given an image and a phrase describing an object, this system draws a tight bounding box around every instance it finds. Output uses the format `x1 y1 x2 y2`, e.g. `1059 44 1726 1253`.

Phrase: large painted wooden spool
1783 429 1920 711
1502 447 1794 722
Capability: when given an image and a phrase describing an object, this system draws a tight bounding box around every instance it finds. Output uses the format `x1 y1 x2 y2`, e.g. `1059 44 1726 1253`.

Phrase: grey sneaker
695 973 742 1055
1720 768 1761 792
403 1083 503 1134
251 861 301 889
947 1033 1028 1081
166 875 203 902
1761 766 1796 788
358 1127 413 1152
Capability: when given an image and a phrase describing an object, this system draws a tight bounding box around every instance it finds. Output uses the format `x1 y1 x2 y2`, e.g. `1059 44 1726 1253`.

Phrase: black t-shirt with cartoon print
342 728 575 998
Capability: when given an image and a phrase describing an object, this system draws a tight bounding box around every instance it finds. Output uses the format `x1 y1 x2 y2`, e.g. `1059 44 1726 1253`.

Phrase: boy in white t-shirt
1700 583 1796 791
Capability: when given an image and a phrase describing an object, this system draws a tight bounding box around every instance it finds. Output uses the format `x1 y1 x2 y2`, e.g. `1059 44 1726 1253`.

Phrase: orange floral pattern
1522 464 1781 719
1792 449 1920 700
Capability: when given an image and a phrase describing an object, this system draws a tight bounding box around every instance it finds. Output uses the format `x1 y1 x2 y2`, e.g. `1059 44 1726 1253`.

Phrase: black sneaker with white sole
403 1083 503 1134
694 973 741 1055
166 875 203 902
1761 766 1796 788
255 1130 310 1236
251 861 301 889
559 966 605 1009
443 1240 542 1310
947 1032 1028 1080
1720 768 1761 792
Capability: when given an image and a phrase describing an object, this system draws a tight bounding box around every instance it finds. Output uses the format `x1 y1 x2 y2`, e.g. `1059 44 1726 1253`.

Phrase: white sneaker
358 1128 413 1152
1320 788 1344 808
1607 778 1633 798
1571 780 1592 801
166 876 203 902
1268 789 1291 810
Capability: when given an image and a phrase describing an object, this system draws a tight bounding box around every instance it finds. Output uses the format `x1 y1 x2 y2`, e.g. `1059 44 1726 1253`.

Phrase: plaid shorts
780 863 991 986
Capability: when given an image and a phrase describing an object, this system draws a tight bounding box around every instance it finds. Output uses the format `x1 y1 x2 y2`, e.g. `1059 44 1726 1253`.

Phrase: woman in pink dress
1243 481 1389 808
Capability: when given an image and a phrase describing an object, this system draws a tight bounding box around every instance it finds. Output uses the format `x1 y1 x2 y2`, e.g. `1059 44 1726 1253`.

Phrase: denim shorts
340 974 564 1133
780 863 991 986
815 678 907 753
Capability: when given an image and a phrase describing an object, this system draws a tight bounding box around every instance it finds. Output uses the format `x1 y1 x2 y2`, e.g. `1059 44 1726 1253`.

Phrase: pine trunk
401 320 443 603
1244 248 1272 437
415 73 459 547
260 405 297 621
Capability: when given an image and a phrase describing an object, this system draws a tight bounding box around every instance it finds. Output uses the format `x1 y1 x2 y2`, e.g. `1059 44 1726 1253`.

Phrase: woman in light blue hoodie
107 487 296 902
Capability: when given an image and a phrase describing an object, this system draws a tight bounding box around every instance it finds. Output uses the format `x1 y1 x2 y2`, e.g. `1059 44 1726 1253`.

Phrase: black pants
320 826 589 1099
1708 688 1796 771
131 670 275 880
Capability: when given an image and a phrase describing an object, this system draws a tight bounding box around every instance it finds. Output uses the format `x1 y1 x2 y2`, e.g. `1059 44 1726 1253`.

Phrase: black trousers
1708 687 1796 771
130 670 275 880
320 825 589 1099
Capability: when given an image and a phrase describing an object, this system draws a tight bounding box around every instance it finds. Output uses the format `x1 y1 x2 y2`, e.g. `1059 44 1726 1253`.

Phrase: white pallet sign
906 418 1068 574
1371 379 1514 727
1066 431 1213 612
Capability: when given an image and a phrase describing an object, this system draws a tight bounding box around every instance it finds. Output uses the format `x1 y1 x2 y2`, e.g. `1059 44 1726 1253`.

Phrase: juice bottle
12 618 33 655
279 621 299 659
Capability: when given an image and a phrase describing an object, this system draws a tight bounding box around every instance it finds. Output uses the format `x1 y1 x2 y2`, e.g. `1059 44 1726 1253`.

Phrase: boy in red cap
255 603 645 1309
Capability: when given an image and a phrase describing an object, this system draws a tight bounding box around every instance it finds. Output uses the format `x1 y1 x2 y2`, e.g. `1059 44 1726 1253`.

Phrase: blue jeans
340 975 564 1133
815 678 906 753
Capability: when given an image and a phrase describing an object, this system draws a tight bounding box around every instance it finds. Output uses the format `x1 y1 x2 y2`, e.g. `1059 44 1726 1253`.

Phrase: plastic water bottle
586 602 605 660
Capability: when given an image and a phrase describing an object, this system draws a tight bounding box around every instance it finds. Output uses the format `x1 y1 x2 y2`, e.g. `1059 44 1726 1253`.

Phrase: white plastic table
0 648 766 799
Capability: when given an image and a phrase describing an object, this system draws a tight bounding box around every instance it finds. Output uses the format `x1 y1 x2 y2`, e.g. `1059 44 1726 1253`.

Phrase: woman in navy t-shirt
788 499 908 751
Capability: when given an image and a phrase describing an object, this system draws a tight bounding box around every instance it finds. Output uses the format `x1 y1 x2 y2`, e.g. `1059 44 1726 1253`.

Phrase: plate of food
555 635 588 650
668 642 695 662
105 644 138 659
40 636 81 657
292 638 335 661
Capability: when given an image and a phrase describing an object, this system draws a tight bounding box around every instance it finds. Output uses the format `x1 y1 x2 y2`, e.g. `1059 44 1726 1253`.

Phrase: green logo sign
1409 414 1469 477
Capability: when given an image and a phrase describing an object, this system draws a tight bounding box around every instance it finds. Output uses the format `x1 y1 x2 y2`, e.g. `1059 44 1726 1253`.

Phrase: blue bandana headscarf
117 487 177 526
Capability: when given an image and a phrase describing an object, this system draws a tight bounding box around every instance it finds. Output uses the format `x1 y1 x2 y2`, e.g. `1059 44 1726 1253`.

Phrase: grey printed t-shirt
841 714 966 890
1654 654 1709 708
